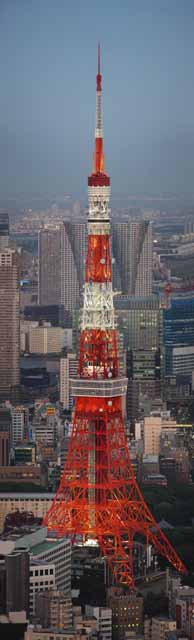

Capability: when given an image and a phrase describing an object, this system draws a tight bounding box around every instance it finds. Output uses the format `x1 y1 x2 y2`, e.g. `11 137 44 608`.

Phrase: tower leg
98 530 135 588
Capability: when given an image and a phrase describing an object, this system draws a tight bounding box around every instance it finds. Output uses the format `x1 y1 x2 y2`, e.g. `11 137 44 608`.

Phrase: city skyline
1 1 194 199
1 6 194 636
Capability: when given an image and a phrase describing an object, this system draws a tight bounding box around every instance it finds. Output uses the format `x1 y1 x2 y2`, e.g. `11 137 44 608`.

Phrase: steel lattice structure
43 46 186 587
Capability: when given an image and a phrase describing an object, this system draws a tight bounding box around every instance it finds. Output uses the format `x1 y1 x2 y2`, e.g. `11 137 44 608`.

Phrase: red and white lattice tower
43 47 186 587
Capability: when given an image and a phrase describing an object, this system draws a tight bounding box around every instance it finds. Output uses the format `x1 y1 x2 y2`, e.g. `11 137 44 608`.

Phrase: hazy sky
1 0 194 200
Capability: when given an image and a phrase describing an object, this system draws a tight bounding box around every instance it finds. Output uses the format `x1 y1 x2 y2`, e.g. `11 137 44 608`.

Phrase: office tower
0 212 9 249
38 222 87 315
126 347 161 424
114 295 160 350
60 353 78 409
38 224 62 306
112 219 152 296
44 47 185 586
115 295 161 423
0 408 11 466
0 249 20 399
61 221 87 313
6 548 29 615
163 295 194 377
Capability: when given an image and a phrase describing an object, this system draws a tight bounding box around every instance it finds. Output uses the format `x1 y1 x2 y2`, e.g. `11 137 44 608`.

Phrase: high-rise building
0 409 11 466
38 224 62 306
163 296 194 377
0 213 9 249
61 221 87 314
112 220 152 296
0 249 20 398
39 218 152 314
114 295 159 351
116 295 161 424
5 548 29 615
38 222 87 315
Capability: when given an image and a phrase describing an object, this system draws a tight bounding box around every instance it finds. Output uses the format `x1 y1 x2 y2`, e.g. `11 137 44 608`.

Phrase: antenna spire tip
98 43 101 75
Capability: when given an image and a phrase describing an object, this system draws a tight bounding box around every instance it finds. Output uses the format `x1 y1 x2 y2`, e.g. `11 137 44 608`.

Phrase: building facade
6 548 29 615
29 326 66 354
29 560 55 618
163 296 194 376
36 589 72 630
0 493 53 532
0 212 9 249
112 220 152 296
11 407 25 447
30 534 71 593
85 605 112 640
144 416 162 456
38 221 87 315
38 225 62 306
107 588 143 640
0 249 20 398
0 409 11 466
114 295 161 425
60 353 78 409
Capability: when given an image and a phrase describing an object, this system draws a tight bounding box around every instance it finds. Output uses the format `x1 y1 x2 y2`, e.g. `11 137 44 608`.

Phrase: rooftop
143 455 159 463
31 538 69 556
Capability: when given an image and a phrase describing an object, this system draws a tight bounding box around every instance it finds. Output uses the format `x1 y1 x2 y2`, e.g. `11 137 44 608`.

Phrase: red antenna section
88 44 110 187
97 42 101 91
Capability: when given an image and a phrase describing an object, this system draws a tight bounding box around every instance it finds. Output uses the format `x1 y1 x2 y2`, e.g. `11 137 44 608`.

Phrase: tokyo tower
43 47 186 587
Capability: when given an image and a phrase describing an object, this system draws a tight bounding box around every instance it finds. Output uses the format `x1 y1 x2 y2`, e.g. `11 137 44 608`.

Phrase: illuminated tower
43 47 186 587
